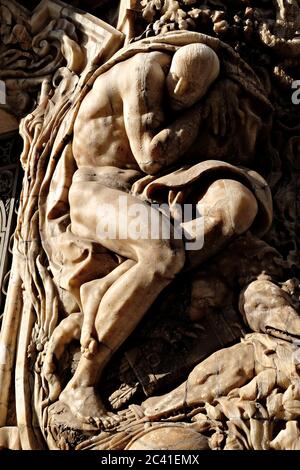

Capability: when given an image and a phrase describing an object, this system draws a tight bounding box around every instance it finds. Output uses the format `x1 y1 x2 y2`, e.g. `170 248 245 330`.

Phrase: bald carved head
166 43 220 110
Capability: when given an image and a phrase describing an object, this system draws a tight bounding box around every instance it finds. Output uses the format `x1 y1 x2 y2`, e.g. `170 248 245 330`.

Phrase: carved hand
203 79 245 137
147 102 204 171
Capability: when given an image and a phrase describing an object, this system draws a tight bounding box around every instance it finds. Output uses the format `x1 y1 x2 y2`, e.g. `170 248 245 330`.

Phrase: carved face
166 68 210 111
166 43 220 111
240 279 300 343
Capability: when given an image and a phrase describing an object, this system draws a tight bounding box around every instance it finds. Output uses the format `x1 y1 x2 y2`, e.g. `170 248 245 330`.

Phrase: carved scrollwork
0 136 19 325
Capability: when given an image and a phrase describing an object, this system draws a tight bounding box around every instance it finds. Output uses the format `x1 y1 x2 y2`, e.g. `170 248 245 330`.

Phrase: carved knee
223 179 258 235
79 279 109 314
202 179 258 236
144 243 185 280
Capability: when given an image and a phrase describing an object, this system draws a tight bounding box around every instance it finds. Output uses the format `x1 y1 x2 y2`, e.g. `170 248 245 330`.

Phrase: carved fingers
204 79 245 137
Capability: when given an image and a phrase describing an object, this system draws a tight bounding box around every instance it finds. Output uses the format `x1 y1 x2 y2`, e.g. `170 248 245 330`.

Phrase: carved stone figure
0 0 300 451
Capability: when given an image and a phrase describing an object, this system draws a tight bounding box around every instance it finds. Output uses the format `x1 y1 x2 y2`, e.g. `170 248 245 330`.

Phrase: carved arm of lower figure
125 43 220 175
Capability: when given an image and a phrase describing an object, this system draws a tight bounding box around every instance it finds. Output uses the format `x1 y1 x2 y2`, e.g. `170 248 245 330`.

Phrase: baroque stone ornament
0 0 300 450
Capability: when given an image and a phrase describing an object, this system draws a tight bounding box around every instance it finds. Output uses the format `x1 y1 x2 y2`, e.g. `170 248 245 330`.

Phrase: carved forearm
141 104 203 174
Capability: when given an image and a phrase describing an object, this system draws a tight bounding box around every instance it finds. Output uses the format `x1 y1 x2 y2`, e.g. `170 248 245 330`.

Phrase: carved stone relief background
0 0 300 451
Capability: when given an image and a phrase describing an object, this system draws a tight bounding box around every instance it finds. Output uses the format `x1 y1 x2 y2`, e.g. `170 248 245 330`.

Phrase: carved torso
73 52 171 173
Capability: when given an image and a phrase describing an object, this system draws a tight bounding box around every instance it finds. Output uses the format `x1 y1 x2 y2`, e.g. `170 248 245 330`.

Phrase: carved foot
59 386 119 429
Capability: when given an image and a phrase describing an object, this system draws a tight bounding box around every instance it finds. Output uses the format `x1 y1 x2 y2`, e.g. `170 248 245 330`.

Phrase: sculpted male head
166 43 220 110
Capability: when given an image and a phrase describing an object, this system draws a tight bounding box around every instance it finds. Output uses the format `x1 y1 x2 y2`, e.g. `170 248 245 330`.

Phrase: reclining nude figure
56 43 268 424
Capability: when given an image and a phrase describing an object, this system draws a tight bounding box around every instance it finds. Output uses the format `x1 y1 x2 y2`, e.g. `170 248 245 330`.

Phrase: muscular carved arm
123 58 203 175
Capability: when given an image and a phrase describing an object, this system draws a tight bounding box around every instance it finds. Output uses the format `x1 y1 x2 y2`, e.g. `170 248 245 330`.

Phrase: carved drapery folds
0 0 300 451
0 0 124 449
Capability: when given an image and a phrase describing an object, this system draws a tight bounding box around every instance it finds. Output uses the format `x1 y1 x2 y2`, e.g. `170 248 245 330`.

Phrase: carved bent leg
59 181 185 425
59 177 259 425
